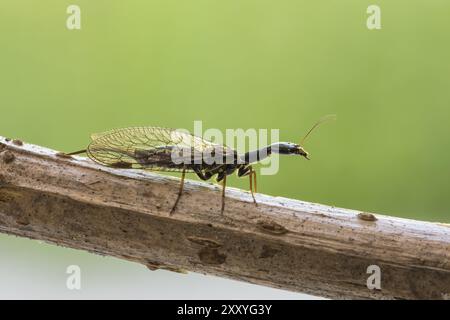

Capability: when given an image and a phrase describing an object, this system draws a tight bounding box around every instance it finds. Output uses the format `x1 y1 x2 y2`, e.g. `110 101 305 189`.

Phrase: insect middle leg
170 168 186 215
193 165 213 181
249 167 257 205
195 165 230 214
221 174 226 215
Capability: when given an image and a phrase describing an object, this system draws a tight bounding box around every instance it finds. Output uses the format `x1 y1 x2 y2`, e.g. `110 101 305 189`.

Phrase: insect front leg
238 165 257 206
237 165 251 177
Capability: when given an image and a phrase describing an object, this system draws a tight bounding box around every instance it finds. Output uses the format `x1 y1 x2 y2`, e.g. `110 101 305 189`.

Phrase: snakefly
68 115 335 215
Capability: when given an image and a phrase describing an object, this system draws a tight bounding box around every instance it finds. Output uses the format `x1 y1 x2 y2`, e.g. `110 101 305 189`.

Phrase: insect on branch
0 136 449 300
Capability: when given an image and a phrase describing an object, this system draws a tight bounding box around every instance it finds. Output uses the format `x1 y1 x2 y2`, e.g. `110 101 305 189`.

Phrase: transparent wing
86 127 235 172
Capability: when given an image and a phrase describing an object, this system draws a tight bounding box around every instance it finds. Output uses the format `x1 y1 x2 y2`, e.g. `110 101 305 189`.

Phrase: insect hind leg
170 168 186 215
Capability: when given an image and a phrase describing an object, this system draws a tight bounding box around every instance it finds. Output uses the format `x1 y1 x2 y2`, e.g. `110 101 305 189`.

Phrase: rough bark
0 136 449 299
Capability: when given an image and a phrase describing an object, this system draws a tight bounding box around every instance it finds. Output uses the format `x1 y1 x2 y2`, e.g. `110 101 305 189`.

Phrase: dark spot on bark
12 139 23 146
146 260 162 271
358 212 377 222
16 216 30 226
198 247 226 265
257 220 289 235
2 151 15 164
4 138 11 142
259 245 279 259
146 260 187 273
187 236 222 248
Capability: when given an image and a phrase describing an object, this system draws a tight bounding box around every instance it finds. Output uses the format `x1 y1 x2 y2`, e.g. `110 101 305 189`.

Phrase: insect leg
217 171 225 182
249 167 257 206
237 165 251 177
193 166 212 181
253 170 258 193
238 165 257 206
221 174 227 215
170 168 186 215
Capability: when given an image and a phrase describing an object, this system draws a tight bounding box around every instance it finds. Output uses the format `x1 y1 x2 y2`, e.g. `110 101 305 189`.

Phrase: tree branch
0 136 449 299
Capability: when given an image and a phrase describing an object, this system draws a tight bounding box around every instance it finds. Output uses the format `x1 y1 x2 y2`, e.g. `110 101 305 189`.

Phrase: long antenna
300 114 336 145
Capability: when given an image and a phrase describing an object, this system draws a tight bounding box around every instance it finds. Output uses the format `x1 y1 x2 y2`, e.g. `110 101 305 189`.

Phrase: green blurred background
0 0 449 298
2 0 449 221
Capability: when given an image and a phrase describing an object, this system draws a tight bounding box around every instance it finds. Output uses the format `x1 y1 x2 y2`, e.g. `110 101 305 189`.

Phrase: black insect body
68 116 334 215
